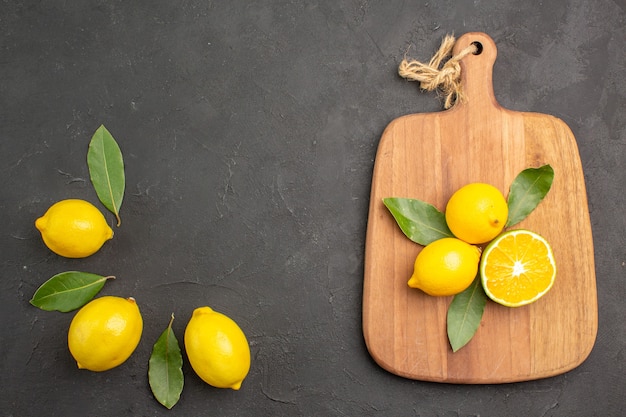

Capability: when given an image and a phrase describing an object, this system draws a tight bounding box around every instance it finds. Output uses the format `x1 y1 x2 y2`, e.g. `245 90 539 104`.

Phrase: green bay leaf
506 164 554 228
149 314 184 409
447 275 487 352
87 125 125 226
383 197 453 245
30 271 114 312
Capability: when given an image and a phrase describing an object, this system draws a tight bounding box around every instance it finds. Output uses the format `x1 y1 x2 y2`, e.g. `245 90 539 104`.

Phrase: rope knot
398 35 477 109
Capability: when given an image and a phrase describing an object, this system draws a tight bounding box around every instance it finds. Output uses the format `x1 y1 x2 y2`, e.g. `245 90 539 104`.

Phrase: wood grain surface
362 32 597 384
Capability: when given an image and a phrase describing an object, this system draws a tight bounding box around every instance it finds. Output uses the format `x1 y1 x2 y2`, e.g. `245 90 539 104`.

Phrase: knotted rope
398 35 477 109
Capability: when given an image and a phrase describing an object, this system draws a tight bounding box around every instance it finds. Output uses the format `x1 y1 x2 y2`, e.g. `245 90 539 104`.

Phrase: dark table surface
2 1 625 416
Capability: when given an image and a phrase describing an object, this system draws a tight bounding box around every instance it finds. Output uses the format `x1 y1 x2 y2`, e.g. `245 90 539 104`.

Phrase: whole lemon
184 306 251 390
445 183 508 244
408 237 481 296
68 296 143 372
35 199 113 258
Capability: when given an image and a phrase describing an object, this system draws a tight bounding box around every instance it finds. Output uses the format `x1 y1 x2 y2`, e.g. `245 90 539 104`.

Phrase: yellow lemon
35 199 113 258
445 183 508 244
184 306 251 390
68 296 143 372
408 237 481 296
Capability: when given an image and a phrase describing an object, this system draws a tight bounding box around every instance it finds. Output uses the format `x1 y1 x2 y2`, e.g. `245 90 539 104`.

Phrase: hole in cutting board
471 41 483 55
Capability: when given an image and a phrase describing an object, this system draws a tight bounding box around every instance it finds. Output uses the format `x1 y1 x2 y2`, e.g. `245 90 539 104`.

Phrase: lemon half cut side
480 229 556 307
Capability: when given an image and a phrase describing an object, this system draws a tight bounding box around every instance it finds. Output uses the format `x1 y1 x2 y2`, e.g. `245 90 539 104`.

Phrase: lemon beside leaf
408 237 481 297
445 183 508 244
184 306 251 390
35 199 113 258
68 296 143 372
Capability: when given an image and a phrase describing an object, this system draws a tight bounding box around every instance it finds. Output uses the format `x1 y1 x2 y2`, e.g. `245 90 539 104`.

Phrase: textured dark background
2 1 625 416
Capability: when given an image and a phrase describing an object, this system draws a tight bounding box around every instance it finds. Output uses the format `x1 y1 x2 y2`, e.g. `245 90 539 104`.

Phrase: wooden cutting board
362 32 597 384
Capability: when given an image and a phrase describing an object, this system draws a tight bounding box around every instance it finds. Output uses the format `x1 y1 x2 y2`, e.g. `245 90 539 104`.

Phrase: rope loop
398 35 477 109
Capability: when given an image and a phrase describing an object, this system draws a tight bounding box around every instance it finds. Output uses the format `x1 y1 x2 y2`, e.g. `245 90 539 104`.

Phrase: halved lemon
480 229 556 307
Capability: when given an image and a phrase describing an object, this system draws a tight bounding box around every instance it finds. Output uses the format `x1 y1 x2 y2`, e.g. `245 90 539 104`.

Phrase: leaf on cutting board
383 197 454 246
447 275 487 352
30 271 114 312
149 314 184 409
87 125 125 226
505 164 554 228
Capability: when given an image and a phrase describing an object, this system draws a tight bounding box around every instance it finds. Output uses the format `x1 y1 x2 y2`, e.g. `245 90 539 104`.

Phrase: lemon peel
184 306 251 390
35 199 113 258
68 296 143 372
445 183 508 244
408 237 481 296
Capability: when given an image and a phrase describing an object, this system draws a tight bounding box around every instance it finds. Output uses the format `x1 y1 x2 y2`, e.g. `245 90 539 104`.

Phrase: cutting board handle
453 32 499 111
